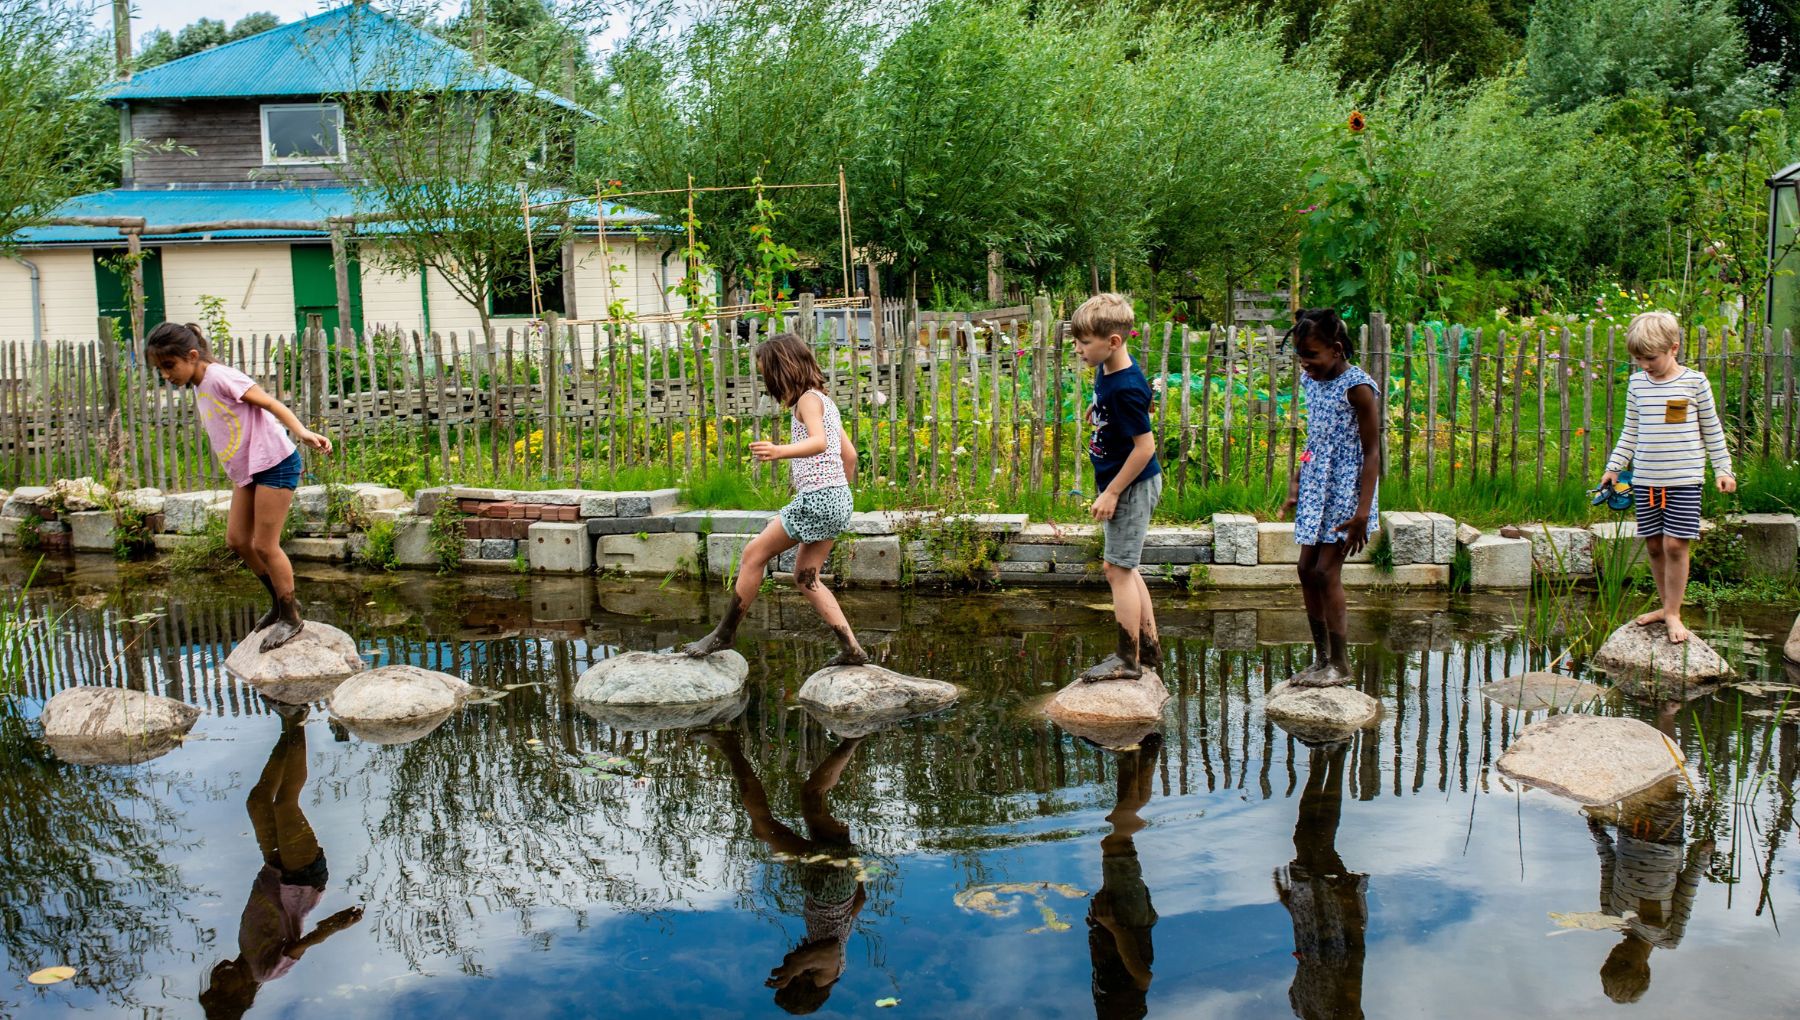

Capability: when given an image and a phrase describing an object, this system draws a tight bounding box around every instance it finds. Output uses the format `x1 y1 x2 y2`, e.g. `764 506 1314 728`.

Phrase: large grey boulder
40 686 201 765
1265 681 1379 746
1785 614 1800 664
576 689 749 732
224 622 365 683
328 664 473 744
798 664 960 737
1479 672 1608 712
1046 671 1169 749
574 650 749 708
1591 621 1734 688
1496 713 1684 806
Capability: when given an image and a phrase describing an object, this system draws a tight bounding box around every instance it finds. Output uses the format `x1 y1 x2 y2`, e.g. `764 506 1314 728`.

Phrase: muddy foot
1079 655 1144 683
1289 661 1329 685
682 632 735 658
824 648 870 667
1292 664 1354 688
253 605 281 633
258 617 304 652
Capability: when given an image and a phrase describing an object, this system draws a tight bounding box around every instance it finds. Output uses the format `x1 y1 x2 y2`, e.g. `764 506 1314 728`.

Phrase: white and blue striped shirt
1604 368 1733 486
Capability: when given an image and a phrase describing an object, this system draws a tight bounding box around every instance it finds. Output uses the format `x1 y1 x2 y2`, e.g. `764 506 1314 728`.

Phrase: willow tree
0 0 115 250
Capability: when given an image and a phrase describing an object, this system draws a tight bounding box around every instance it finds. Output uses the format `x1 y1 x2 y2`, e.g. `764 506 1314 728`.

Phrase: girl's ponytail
144 321 213 363
1292 308 1353 360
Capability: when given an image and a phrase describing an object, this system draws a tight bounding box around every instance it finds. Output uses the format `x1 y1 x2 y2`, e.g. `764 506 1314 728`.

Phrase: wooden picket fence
2 301 1795 500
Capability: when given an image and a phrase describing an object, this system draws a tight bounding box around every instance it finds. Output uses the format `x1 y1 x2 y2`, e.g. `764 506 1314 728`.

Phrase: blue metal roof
103 5 592 117
14 187 659 245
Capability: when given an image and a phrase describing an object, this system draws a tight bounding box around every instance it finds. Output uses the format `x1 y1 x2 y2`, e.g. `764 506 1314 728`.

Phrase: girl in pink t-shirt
146 322 333 650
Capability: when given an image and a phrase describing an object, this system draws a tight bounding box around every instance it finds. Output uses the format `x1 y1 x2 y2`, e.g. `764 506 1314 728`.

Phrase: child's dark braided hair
144 321 213 363
1290 308 1353 360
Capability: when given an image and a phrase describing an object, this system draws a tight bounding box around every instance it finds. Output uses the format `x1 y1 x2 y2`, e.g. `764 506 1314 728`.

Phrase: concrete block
613 488 682 518
413 487 449 517
841 535 902 585
1016 521 1098 545
587 515 680 535
848 510 925 535
480 538 518 560
393 518 437 568
1455 522 1482 547
530 582 593 623
514 488 595 506
598 532 701 576
68 511 115 552
448 486 519 502
903 540 942 578
462 538 484 560
1004 543 1093 564
527 521 593 573
151 533 204 553
1470 535 1532 589
1341 564 1449 588
1520 524 1595 576
116 488 164 515
669 509 778 534
1382 511 1435 565
705 533 766 580
942 513 1029 534
1141 544 1211 565
348 483 407 511
578 492 619 518
1213 610 1259 649
1590 521 1649 576
284 537 349 562
164 490 233 534
1729 513 1800 577
1258 522 1300 564
1420 512 1457 563
996 560 1051 574
1211 513 1258 565
775 547 798 574
1137 564 1187 587
293 484 330 518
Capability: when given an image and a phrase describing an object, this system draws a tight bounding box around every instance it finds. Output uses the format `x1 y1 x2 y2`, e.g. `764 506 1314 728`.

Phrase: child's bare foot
1664 618 1691 644
1634 609 1667 628
259 597 304 652
1079 655 1144 682
682 630 735 658
1288 661 1328 686
824 625 869 667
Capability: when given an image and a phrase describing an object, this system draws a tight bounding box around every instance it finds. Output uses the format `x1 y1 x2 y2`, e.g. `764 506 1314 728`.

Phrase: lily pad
28 966 76 985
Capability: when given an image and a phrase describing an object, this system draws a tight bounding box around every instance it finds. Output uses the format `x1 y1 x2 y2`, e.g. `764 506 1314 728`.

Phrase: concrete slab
613 489 682 518
284 537 349 562
1729 513 1799 577
598 532 701 576
841 535 902 585
528 521 593 573
1212 513 1258 565
587 515 681 535
68 511 115 553
1470 534 1532 589
668 509 778 534
392 518 437 568
1590 520 1649 576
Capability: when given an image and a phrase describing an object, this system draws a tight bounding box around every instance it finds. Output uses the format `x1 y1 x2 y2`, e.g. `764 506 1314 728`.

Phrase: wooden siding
0 249 102 342
160 243 298 334
128 98 359 187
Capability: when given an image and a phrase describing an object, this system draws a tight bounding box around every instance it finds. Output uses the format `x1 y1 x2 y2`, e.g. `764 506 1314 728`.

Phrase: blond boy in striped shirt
1599 311 1737 644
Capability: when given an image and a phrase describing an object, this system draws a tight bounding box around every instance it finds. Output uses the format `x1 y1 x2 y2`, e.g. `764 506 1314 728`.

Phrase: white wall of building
161 243 297 335
0 249 101 343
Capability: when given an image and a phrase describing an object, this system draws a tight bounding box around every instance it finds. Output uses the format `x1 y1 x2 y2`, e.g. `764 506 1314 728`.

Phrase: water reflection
200 708 363 1019
1087 734 1159 1020
702 730 868 1014
1275 744 1367 1020
1584 778 1706 1005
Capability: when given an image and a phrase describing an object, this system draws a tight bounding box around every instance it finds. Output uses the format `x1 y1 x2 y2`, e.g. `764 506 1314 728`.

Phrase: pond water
2 558 1797 1018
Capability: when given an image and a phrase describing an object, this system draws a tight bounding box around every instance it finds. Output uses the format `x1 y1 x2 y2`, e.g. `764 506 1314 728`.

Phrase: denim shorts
250 449 304 490
1103 474 1163 569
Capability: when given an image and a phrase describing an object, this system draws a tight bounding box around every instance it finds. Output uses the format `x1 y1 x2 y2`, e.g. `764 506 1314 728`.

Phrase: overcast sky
95 0 628 52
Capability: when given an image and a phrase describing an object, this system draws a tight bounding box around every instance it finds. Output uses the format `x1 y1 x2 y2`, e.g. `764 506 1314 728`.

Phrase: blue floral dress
1294 365 1380 546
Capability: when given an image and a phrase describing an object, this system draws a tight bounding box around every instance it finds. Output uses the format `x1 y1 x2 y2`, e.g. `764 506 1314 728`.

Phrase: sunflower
1348 110 1367 133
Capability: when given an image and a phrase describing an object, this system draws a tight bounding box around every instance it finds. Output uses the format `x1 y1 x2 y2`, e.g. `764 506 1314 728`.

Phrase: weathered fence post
544 311 560 479
304 313 325 429
797 292 816 343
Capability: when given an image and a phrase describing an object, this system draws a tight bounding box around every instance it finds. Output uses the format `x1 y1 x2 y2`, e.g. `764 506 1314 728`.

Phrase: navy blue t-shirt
1087 357 1161 492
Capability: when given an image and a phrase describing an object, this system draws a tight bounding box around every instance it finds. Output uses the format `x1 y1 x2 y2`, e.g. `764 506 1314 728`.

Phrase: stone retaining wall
5 478 1798 592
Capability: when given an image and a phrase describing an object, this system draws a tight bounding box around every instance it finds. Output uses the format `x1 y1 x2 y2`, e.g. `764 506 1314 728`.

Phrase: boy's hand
749 441 780 462
1333 513 1370 556
1599 470 1618 489
1090 491 1119 521
297 429 333 455
1716 474 1737 493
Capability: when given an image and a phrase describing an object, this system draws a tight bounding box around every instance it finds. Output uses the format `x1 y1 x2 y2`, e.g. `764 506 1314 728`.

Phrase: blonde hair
1626 311 1681 359
1071 292 1135 341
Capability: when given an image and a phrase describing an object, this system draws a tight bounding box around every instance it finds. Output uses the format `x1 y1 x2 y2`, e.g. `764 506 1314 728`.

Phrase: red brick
463 519 487 539
479 501 517 519
499 520 531 539
522 506 543 520
458 499 484 513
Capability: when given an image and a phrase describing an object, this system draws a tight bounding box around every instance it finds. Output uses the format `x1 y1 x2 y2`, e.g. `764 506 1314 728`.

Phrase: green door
93 247 166 336
290 242 363 340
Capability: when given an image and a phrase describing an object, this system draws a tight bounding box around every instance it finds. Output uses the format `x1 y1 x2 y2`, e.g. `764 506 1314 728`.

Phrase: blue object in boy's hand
1590 470 1633 511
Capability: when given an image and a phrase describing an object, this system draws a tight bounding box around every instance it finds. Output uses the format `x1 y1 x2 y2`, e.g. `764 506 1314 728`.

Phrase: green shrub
15 515 42 552
109 500 156 560
357 519 400 571
165 517 232 575
428 498 466 575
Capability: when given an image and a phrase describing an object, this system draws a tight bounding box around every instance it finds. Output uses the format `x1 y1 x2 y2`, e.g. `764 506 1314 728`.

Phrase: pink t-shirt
195 362 296 487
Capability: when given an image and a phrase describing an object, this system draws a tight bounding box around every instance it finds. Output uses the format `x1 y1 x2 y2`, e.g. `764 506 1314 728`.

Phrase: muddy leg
792 542 867 666
253 572 281 633
1081 621 1144 682
685 517 794 657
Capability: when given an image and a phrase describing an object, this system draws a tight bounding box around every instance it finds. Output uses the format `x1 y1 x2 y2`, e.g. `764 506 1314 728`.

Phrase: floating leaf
577 768 598 776
1027 903 1072 933
875 998 900 1008
525 738 543 746
28 966 75 985
1548 910 1635 933
504 682 542 690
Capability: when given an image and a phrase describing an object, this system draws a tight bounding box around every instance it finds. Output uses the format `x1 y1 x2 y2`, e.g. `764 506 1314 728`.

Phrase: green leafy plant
14 514 42 552
428 498 466 575
356 518 400 571
164 516 232 575
109 499 156 560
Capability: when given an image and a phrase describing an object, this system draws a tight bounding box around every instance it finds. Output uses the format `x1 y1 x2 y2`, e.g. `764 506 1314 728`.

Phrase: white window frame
260 102 346 166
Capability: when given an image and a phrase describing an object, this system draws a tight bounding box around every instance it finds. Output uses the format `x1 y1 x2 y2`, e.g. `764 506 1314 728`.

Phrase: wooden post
1557 328 1571 486
125 230 146 344
543 312 559 478
1581 323 1594 481
1784 329 1795 462
1030 294 1049 491
304 313 325 428
1370 313 1388 477
1489 331 1504 480
797 291 816 343
867 264 885 365
329 226 354 346
1449 326 1464 489
1399 322 1414 483
1424 325 1439 491
429 330 452 480
1509 331 1525 484
1761 325 1775 460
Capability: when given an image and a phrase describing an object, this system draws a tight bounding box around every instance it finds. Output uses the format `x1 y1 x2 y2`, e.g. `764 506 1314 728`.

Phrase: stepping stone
1785 613 1800 664
1045 671 1169 749
573 650 749 725
1265 681 1379 746
224 621 365 684
1590 621 1734 691
798 664 960 737
329 664 474 745
1479 672 1608 711
1496 714 1684 805
40 686 201 765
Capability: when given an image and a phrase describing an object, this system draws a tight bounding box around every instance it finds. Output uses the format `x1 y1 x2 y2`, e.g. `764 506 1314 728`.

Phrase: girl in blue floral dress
1280 309 1381 687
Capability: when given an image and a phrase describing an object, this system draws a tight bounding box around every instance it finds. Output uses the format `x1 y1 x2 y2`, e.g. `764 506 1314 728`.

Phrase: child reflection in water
1274 743 1367 1020
698 729 867 1015
1087 733 1161 1020
1586 776 1708 1005
200 707 363 1019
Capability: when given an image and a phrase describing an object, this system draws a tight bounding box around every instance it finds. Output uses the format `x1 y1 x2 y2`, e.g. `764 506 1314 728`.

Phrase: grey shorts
1103 474 1162 569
